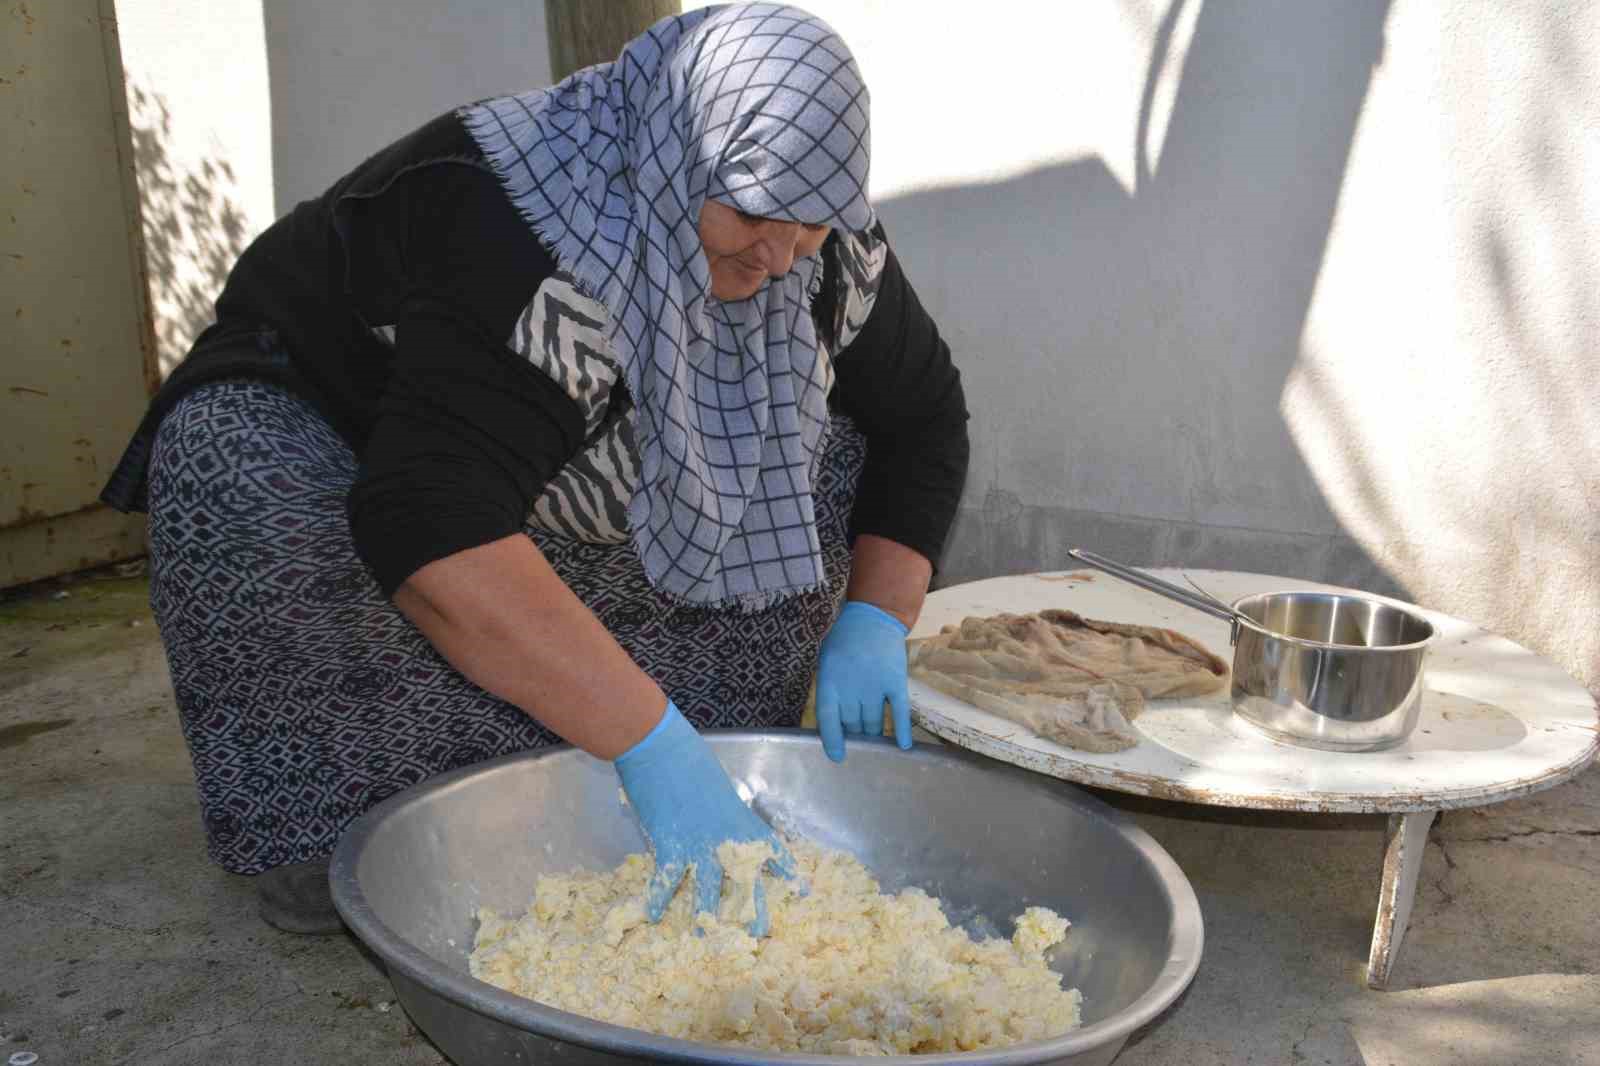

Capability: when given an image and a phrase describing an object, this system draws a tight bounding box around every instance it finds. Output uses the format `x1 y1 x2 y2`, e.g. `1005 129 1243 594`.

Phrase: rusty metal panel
1 0 151 579
0 503 145 587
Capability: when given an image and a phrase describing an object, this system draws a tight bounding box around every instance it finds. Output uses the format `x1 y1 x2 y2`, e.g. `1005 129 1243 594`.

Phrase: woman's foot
256 857 343 935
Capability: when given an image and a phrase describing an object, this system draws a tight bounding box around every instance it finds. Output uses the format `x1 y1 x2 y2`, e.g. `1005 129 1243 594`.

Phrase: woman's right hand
614 701 796 935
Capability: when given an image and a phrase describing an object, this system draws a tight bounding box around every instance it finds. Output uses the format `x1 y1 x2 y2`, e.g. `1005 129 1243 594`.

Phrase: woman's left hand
815 600 913 762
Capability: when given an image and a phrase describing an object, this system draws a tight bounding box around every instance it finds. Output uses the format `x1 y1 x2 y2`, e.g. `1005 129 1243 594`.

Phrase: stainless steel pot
1067 550 1435 752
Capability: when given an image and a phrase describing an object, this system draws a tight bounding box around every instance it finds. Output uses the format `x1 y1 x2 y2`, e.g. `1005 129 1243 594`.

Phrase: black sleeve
346 164 585 596
830 230 971 568
347 302 584 595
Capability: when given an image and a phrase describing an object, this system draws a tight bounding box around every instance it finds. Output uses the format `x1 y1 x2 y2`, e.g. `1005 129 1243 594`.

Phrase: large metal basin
330 732 1203 1066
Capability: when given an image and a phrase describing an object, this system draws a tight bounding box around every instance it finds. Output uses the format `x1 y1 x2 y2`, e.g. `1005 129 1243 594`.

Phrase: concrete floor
2 567 1597 1066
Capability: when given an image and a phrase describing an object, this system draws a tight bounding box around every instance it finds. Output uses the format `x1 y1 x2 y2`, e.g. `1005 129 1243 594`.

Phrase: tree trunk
546 0 682 83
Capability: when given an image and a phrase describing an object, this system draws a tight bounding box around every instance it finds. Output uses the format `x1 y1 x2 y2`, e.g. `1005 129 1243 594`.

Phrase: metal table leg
1366 809 1438 989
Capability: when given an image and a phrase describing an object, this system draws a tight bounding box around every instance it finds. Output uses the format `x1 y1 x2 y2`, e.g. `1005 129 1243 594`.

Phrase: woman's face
698 200 830 300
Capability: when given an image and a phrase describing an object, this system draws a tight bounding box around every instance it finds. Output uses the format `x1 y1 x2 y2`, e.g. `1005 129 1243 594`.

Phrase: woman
103 2 968 934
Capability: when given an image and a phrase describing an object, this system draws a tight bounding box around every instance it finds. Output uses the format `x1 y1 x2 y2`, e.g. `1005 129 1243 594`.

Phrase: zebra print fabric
833 226 888 349
518 277 639 544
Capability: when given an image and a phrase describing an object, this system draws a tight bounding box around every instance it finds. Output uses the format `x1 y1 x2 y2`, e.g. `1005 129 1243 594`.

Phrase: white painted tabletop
909 570 1599 813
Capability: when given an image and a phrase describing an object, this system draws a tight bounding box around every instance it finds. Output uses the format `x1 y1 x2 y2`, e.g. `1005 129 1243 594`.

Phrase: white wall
1284 3 1600 691
115 0 551 373
263 0 552 212
115 0 276 374
717 0 1598 688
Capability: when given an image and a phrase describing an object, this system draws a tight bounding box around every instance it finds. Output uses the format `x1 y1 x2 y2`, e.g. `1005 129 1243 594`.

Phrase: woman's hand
814 534 931 762
815 600 913 761
615 701 796 935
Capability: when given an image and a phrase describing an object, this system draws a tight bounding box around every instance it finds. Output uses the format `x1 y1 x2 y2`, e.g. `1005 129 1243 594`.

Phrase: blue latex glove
614 701 796 935
815 600 912 763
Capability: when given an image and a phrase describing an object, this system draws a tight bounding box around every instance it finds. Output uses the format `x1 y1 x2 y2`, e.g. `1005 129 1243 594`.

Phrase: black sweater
106 112 970 596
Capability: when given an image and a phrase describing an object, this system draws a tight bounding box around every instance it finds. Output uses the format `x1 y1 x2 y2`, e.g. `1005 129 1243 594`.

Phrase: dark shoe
256 857 343 935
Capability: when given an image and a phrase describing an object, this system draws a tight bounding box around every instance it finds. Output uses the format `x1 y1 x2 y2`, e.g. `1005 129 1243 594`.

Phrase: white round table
908 570 1599 988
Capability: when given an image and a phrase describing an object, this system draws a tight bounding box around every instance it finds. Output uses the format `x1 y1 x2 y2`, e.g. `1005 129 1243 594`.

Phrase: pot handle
1067 549 1243 628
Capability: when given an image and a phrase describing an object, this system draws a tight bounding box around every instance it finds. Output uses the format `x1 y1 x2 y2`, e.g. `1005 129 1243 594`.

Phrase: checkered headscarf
461 3 872 608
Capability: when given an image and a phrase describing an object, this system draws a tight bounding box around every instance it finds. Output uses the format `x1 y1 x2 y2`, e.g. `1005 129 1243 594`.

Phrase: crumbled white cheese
1013 906 1071 956
468 839 1080 1054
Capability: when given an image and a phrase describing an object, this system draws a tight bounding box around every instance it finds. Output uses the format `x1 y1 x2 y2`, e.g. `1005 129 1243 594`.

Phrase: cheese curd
468 840 1082 1054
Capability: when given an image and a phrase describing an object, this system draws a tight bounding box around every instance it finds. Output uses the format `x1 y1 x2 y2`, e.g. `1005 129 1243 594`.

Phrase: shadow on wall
1279 7 1600 665
128 85 250 375
882 0 1400 596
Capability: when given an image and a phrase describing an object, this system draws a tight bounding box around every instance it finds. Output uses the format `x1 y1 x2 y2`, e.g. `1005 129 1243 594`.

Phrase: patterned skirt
146 380 864 874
